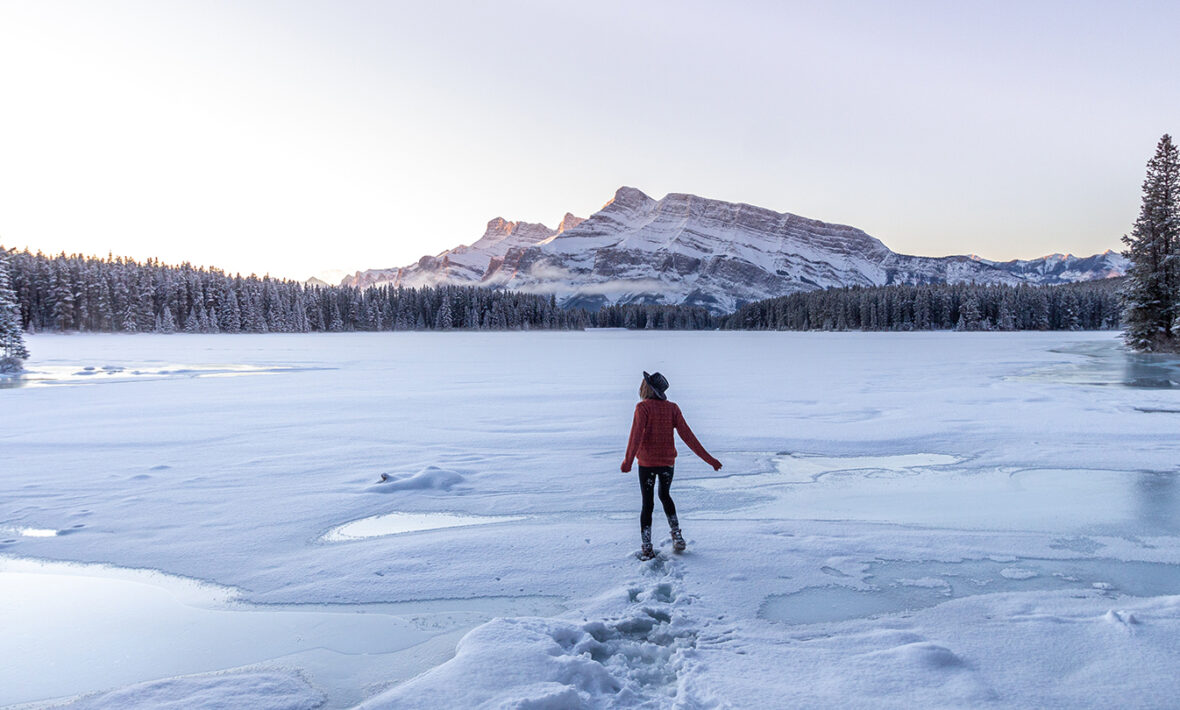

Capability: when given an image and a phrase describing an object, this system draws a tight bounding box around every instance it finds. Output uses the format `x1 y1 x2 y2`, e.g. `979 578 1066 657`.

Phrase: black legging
638 465 677 529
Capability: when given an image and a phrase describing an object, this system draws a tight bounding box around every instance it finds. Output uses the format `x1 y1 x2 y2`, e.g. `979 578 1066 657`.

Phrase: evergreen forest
722 280 1122 332
1 248 1126 340
1 249 718 335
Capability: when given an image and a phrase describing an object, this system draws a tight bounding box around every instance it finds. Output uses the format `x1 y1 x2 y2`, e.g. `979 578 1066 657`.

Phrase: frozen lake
3 331 1180 708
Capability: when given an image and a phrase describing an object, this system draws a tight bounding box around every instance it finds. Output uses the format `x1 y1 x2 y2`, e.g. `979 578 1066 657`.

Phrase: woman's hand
710 459 723 471
621 461 632 473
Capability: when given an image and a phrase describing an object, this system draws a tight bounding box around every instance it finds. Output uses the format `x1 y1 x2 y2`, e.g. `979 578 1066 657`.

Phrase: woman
621 371 722 559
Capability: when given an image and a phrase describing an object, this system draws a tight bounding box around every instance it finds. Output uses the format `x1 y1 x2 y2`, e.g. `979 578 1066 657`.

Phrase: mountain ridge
338 187 1126 313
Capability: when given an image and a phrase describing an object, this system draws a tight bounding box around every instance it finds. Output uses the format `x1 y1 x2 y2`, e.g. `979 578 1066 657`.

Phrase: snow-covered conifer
183 307 199 333
51 259 76 331
996 291 1017 331
1122 134 1180 351
0 248 30 371
955 294 983 331
434 297 453 329
121 305 138 333
329 302 345 332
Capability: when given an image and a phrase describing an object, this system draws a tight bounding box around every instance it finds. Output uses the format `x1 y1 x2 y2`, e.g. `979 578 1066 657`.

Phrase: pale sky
0 0 1175 281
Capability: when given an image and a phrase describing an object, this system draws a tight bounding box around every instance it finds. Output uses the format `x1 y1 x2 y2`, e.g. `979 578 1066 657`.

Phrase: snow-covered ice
3 331 1180 708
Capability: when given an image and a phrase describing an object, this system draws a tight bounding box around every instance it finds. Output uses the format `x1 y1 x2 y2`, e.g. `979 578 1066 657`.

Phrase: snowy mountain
965 251 1128 283
342 187 1126 313
342 213 586 290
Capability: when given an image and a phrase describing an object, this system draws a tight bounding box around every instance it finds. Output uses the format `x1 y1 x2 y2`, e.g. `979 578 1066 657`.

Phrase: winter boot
669 516 686 553
639 525 655 560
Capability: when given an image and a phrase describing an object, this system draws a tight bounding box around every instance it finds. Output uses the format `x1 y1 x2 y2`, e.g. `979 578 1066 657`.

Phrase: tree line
0 241 1142 375
0 249 722 340
721 279 1122 332
2 249 593 335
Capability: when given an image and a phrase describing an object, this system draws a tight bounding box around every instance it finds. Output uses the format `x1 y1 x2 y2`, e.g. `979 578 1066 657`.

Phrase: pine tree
0 249 31 371
329 300 345 332
121 304 138 333
51 259 76 331
434 296 453 329
184 307 200 333
996 291 1017 331
1122 134 1180 351
159 307 177 334
1061 291 1082 331
955 294 984 331
364 299 382 330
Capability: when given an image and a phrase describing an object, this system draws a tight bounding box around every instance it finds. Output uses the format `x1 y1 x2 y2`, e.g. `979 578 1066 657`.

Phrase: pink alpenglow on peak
555 213 586 235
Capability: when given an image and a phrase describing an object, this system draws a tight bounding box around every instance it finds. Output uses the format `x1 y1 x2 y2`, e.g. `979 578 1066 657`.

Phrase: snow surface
3 331 1180 708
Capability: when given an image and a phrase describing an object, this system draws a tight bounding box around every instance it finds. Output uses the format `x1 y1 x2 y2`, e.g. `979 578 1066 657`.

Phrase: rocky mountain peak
481 217 515 239
556 213 586 235
601 186 656 214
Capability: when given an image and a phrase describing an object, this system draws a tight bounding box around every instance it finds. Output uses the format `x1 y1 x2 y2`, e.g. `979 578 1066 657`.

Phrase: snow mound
372 466 465 492
867 641 965 670
58 670 324 710
1104 609 1139 629
845 638 993 702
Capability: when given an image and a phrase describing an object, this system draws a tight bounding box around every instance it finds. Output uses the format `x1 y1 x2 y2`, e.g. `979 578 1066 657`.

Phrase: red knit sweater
623 399 720 469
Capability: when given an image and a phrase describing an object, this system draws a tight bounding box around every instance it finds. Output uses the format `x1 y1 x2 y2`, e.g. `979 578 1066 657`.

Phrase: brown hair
639 380 657 400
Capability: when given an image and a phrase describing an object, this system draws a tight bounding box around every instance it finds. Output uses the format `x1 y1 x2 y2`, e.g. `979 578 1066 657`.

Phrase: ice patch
1015 340 1180 389
56 670 324 710
777 453 962 475
0 556 561 707
1000 567 1038 580
761 585 948 625
323 512 528 541
697 464 1180 535
692 452 960 490
761 557 1180 625
1049 536 1106 554
5 526 60 538
6 363 331 388
897 577 954 592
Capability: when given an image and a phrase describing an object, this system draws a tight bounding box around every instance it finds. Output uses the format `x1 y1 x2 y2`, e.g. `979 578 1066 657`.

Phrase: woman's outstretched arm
673 405 722 470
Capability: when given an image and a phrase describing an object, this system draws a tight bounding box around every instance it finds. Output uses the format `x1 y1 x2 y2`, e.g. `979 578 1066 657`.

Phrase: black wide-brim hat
643 371 669 400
